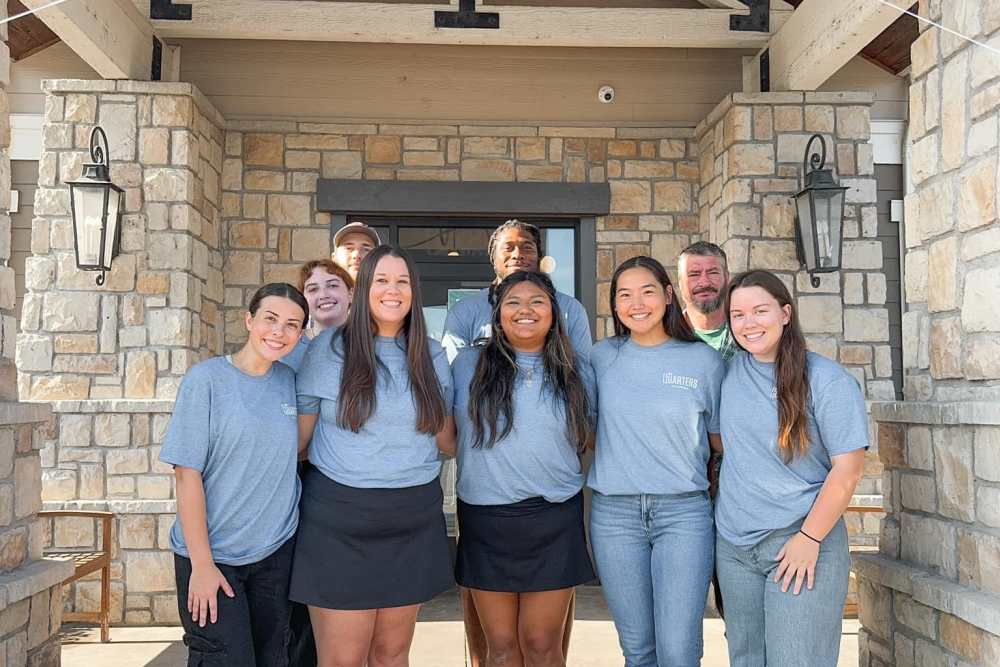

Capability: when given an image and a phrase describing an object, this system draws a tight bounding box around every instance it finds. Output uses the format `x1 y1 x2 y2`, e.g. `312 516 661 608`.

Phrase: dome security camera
598 85 615 104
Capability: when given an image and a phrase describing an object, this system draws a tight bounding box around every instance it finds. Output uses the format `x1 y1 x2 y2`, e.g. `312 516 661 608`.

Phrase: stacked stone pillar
17 81 225 626
854 1 1000 665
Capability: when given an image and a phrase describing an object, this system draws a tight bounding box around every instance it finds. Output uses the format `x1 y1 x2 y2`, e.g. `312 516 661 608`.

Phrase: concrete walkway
61 587 860 666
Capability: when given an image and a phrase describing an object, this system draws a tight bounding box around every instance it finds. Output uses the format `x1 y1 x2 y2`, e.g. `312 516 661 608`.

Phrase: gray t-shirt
296 328 453 488
279 335 310 373
715 351 869 547
587 337 725 496
452 347 595 505
442 287 593 363
160 357 300 566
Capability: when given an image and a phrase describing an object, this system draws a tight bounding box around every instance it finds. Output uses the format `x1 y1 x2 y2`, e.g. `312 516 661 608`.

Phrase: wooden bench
38 510 113 642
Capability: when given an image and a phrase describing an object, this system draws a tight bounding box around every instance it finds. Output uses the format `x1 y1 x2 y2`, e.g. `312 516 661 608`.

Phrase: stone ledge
0 558 74 609
854 553 1000 636
871 401 1000 426
43 399 175 414
44 499 176 514
0 401 51 425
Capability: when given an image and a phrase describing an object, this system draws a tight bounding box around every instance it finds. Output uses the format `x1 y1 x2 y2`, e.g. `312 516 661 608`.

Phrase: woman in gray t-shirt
716 270 868 667
160 282 309 667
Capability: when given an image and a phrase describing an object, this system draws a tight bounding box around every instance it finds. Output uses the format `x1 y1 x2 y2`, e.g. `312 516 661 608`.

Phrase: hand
773 532 820 595
188 565 236 627
707 453 723 500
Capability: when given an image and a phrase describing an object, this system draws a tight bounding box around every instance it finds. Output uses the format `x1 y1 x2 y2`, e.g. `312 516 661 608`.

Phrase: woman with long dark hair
453 271 594 667
715 270 866 667
160 282 309 666
588 256 725 667
289 245 455 667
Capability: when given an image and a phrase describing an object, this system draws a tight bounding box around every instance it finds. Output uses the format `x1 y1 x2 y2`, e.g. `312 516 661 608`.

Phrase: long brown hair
725 270 810 461
336 245 445 434
468 271 590 451
609 256 698 342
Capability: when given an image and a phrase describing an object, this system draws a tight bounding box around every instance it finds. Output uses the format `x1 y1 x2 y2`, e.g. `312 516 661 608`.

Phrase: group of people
160 219 869 667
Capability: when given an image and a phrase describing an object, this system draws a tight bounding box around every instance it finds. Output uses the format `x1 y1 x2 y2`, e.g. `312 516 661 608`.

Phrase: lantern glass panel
102 188 123 270
794 190 817 271
814 189 844 269
71 183 109 267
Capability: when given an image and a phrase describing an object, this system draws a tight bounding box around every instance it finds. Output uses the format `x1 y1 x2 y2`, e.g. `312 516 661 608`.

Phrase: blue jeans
716 519 850 667
590 491 714 667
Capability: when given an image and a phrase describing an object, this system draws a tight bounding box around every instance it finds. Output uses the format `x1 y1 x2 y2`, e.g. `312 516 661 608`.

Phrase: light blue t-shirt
279 335 311 373
160 357 300 566
296 328 453 488
442 287 593 363
587 337 725 496
715 351 869 547
452 347 595 505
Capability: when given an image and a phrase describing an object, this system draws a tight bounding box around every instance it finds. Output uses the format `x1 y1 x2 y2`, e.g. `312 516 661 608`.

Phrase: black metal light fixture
792 134 848 288
67 126 124 286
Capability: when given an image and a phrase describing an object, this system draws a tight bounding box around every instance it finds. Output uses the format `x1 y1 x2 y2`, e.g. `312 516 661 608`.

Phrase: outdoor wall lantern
67 126 124 286
792 134 848 288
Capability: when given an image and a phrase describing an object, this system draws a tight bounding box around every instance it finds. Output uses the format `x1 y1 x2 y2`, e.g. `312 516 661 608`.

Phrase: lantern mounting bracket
435 0 500 29
730 0 769 33
150 0 192 21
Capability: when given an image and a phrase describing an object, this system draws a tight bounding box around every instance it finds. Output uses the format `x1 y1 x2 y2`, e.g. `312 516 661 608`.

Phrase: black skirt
289 467 454 610
456 492 595 593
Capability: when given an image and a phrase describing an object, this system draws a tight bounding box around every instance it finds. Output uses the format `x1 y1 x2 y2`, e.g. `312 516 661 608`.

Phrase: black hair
248 282 309 330
609 256 697 342
468 271 591 451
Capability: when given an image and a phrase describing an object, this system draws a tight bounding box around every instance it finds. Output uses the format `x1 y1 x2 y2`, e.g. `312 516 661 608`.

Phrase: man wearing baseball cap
331 221 381 280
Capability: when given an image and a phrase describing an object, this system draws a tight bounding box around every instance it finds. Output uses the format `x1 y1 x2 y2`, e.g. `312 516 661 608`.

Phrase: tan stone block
728 144 774 176
14 455 42 519
613 243 650 268
282 150 319 170
516 137 547 161
291 229 331 262
119 515 156 549
958 156 997 231
803 105 835 133
844 308 889 343
152 96 192 126
403 137 438 151
144 168 193 203
53 334 98 355
605 140 636 158
933 427 975 522
463 136 509 158
650 234 689 270
461 159 514 182
653 182 690 213
124 551 175 592
941 52 969 170
748 239 798 271
564 157 585 183
137 476 173 499
751 107 773 141
291 172 319 192
147 308 192 346
30 375 90 400
52 354 117 374
137 272 170 295
901 472 937 514
927 236 957 312
971 81 1000 119
797 295 843 334
929 316 962 379
839 345 872 365
761 196 794 237
363 167 395 180
609 181 651 214
106 449 148 475
773 106 803 132
268 194 311 226
623 161 674 179
659 139 686 159
171 130 199 170
516 165 563 182
42 292 100 332
229 221 267 248
244 194 266 219
842 240 882 270
940 614 986 663
964 335 1000 380
365 136 402 164
243 170 285 191
402 151 444 167
723 106 751 146
910 27 938 78
152 594 180 624
286 134 347 151
836 143 856 177
125 351 157 399
321 152 362 179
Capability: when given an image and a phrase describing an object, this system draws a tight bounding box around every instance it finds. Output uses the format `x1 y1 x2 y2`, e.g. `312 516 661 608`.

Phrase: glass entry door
354 218 579 340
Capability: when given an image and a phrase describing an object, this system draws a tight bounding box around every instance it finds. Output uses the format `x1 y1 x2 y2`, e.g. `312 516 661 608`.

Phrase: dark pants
287 602 316 665
174 539 294 667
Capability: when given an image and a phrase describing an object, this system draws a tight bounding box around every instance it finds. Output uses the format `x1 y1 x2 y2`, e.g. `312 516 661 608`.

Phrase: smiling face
333 232 377 280
368 255 413 337
499 280 554 353
243 295 306 363
614 267 670 343
302 267 351 330
679 253 729 315
729 285 792 362
492 228 540 280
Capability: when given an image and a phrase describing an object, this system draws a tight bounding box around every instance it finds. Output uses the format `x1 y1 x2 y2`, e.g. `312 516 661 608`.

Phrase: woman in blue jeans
715 271 867 667
588 256 725 667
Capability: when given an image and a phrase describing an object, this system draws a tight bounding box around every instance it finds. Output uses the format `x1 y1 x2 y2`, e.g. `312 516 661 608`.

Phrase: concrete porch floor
61 587 860 666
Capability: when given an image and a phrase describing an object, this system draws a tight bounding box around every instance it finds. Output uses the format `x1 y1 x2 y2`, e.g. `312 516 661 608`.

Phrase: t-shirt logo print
662 372 699 390
281 403 296 417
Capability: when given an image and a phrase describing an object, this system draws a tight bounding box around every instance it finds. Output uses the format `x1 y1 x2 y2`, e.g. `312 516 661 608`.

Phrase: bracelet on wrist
799 529 822 544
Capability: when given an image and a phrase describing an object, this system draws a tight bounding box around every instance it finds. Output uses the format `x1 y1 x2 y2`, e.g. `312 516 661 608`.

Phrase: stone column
854 1 1000 665
18 81 225 626
0 0 15 398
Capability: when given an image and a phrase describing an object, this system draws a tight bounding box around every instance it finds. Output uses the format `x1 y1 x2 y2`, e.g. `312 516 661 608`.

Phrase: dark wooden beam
7 0 61 61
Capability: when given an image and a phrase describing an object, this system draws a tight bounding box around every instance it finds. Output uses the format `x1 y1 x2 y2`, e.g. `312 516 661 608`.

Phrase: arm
566 299 594 363
436 416 457 458
774 448 865 594
298 414 319 457
708 432 723 455
442 302 472 364
175 467 235 626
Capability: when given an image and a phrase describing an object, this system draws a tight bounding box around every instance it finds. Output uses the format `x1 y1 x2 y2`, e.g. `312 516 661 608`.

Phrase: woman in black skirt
452 271 595 667
291 245 456 667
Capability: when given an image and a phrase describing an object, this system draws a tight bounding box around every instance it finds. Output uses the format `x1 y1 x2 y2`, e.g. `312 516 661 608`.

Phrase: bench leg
100 564 111 643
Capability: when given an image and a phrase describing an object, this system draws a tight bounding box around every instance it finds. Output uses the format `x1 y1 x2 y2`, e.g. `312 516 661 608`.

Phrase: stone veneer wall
16 81 225 626
216 121 701 344
854 1 1000 665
